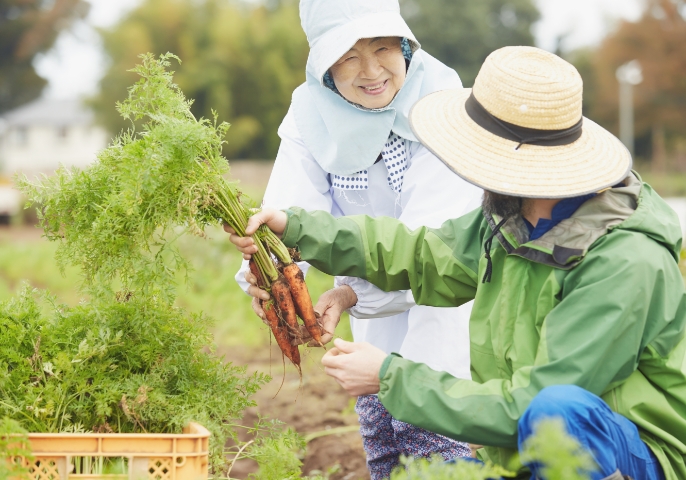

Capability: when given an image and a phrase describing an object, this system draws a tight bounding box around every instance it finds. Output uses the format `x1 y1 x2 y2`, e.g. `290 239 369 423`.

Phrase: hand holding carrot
226 209 325 370
224 209 288 260
245 270 270 300
244 270 270 322
295 286 358 346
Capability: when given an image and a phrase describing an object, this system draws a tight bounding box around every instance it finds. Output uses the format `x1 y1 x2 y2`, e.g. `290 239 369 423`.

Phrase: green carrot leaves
0 284 269 475
9 53 302 476
19 53 251 301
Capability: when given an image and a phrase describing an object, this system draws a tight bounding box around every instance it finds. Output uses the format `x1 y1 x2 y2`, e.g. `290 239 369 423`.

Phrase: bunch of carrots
250 250 323 371
209 180 323 372
21 53 321 373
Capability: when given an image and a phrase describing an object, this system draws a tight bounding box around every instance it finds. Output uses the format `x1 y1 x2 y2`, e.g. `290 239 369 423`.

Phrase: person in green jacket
226 47 686 480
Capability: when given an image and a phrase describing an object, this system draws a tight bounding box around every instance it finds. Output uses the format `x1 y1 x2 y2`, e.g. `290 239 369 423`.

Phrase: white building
0 98 109 219
0 98 109 177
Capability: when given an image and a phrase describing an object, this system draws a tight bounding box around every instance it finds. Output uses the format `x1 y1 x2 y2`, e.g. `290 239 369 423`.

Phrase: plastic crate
15 423 209 480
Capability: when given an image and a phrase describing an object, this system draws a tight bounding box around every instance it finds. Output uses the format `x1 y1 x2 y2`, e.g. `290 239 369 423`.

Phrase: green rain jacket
280 173 686 479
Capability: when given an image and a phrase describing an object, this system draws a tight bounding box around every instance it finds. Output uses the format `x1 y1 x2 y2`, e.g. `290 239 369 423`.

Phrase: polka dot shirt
332 133 408 193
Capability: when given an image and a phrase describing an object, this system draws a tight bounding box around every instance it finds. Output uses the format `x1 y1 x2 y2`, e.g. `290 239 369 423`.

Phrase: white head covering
292 0 462 176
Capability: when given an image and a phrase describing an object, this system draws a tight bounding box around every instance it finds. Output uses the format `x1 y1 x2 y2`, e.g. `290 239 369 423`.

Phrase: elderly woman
234 0 482 476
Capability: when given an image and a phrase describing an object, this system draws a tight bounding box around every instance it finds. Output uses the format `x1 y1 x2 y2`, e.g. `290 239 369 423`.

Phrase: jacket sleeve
377 231 682 448
281 206 487 308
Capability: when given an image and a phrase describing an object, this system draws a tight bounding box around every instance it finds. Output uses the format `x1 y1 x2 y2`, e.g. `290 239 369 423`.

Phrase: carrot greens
20 53 318 366
19 53 287 299
0 285 269 475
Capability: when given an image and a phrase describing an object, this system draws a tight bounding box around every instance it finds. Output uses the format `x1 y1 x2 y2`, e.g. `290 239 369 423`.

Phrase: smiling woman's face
329 37 407 109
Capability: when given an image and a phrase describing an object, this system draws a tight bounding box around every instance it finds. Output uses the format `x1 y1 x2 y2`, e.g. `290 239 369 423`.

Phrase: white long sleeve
397 147 483 230
397 148 481 378
332 146 482 379
335 276 416 319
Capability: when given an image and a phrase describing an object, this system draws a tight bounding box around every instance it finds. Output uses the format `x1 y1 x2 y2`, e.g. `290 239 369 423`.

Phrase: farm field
2 161 685 479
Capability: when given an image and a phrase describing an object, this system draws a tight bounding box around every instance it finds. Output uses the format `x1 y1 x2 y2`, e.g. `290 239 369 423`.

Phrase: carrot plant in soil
0 285 283 476
3 53 311 478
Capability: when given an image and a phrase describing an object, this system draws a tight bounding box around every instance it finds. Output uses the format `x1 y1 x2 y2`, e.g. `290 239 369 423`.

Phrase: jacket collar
485 172 642 270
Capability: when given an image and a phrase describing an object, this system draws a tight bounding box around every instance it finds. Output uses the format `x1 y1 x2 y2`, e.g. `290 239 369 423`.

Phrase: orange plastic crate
15 423 209 480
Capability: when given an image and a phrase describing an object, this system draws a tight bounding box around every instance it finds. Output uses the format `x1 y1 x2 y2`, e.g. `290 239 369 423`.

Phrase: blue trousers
519 385 665 480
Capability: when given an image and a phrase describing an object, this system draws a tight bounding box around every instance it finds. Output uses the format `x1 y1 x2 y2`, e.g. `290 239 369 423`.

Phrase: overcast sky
35 0 646 100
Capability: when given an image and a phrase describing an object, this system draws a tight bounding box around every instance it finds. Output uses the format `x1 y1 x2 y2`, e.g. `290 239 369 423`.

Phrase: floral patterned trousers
355 395 472 479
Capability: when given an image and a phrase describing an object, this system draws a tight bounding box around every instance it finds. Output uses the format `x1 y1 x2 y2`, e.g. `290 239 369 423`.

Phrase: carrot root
262 300 301 368
272 276 301 341
282 263 323 346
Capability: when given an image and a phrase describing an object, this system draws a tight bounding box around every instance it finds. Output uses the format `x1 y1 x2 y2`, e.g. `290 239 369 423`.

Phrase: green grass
0 236 82 304
0 227 352 349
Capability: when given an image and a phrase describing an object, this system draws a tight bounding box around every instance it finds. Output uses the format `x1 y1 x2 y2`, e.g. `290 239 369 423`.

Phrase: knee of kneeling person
520 385 595 428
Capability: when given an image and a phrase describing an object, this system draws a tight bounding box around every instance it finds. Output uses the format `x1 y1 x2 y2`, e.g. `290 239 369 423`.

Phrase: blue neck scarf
524 194 597 241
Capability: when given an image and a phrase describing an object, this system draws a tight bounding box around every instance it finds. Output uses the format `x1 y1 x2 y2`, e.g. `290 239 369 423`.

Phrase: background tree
584 0 686 167
0 0 89 114
90 0 308 159
94 0 541 159
401 0 540 87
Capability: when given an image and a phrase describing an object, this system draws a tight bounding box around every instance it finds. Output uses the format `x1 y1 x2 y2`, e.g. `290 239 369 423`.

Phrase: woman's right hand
224 209 288 260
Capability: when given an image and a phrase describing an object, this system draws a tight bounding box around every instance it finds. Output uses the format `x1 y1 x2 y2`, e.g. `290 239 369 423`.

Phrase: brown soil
222 344 370 479
0 224 43 241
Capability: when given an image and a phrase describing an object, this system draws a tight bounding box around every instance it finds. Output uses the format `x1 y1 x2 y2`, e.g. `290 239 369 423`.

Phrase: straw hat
409 46 632 198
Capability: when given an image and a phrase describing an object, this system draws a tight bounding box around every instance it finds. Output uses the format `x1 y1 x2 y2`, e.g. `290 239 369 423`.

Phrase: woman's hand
297 285 358 346
224 209 288 260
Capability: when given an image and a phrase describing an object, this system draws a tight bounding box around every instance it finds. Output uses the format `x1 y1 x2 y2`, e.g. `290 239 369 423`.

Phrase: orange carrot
262 300 300 368
272 276 301 340
282 263 323 346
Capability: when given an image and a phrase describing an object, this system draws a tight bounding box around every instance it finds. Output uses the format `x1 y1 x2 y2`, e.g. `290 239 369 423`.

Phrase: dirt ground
223 344 370 479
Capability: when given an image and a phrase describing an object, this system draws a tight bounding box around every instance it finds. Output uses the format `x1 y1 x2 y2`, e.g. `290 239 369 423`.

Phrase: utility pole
615 60 643 156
